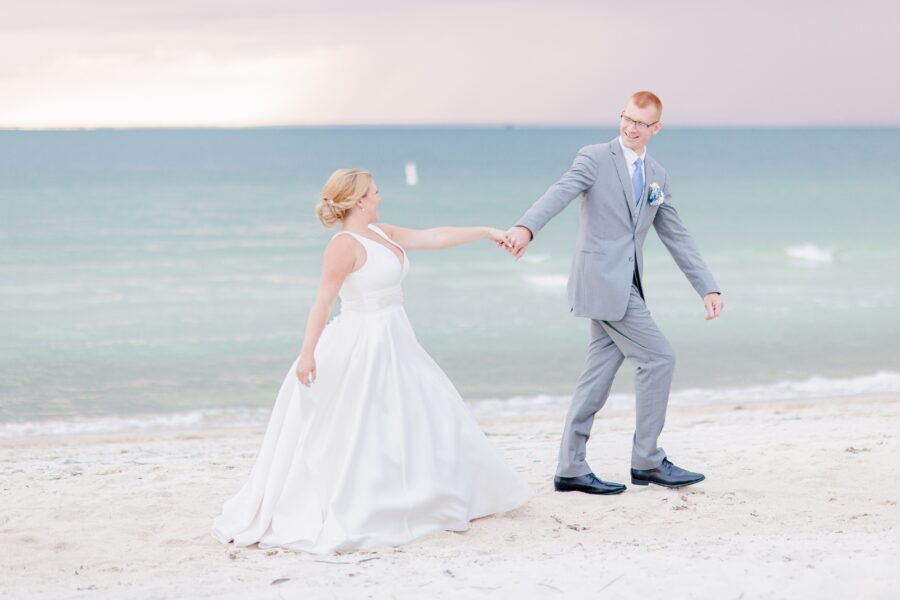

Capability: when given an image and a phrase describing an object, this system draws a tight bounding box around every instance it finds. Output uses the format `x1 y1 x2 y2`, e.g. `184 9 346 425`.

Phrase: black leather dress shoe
554 473 626 495
631 458 705 488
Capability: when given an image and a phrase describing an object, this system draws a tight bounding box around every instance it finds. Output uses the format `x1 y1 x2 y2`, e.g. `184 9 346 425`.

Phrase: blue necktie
632 157 644 207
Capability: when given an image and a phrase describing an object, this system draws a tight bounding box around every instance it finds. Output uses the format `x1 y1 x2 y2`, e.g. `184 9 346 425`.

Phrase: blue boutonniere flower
648 182 665 207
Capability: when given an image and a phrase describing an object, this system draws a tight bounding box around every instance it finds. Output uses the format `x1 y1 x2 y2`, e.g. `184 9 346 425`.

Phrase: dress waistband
340 288 404 312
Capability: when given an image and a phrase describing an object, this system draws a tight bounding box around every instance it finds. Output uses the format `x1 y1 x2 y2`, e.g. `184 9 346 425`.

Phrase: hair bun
325 198 343 219
316 168 373 228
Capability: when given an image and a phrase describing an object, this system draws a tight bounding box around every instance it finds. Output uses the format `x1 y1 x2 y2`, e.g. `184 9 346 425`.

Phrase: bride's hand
296 355 316 387
486 227 510 248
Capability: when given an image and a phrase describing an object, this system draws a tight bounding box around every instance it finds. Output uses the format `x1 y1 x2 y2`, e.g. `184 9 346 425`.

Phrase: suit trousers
556 283 675 476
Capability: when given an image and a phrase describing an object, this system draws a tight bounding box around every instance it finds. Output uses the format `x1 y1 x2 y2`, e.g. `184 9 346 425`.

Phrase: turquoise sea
2 127 899 436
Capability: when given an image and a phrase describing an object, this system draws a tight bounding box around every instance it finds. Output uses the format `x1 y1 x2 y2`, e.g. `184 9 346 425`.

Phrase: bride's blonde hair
315 168 373 227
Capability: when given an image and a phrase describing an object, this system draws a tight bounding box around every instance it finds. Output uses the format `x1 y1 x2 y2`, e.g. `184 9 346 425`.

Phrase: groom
504 91 724 494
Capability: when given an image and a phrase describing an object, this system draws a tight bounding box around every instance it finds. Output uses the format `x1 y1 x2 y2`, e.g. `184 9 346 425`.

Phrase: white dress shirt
618 136 647 182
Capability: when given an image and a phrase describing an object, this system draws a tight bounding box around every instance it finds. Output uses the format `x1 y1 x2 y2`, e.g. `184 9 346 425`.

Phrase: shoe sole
630 475 705 488
554 486 626 495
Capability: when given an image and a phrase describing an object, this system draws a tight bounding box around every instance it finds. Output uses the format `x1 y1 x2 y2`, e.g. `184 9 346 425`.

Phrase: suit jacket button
628 256 634 262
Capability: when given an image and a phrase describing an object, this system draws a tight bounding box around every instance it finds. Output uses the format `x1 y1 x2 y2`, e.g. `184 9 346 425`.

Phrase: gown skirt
211 300 533 554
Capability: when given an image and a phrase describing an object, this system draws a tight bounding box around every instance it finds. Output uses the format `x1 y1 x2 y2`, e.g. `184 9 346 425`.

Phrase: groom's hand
504 226 533 260
703 293 724 320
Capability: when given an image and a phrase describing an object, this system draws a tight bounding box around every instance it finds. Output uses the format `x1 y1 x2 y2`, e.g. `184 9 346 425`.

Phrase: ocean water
1 127 899 436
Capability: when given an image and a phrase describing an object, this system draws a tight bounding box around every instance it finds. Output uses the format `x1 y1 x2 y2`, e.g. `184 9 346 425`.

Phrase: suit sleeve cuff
514 221 537 240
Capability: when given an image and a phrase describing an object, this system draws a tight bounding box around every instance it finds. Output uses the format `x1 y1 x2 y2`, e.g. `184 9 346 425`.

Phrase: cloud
2 0 898 127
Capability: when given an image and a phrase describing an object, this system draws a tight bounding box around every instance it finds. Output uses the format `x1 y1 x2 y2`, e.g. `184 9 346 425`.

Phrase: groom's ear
651 121 663 136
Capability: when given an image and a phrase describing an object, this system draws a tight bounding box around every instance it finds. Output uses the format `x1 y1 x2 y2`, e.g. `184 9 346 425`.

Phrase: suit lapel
609 138 636 221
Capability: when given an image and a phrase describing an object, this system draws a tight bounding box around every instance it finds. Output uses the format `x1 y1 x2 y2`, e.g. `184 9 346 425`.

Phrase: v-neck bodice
332 224 409 311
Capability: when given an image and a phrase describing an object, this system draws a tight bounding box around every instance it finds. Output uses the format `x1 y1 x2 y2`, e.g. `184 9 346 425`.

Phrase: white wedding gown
212 224 532 554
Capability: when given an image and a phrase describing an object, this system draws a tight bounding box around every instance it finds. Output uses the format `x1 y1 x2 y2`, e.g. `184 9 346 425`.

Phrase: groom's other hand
703 293 725 320
504 226 533 260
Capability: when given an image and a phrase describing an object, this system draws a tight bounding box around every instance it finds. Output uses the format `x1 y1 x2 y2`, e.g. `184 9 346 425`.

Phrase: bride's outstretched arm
296 236 361 386
377 223 508 250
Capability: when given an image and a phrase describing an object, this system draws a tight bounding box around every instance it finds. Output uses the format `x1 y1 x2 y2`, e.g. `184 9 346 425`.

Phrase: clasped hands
491 225 532 259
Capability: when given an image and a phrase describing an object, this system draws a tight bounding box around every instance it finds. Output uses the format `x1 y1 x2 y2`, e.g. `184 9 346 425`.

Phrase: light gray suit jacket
516 138 719 322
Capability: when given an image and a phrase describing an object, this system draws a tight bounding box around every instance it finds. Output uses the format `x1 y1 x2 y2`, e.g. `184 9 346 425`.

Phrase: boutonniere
648 182 665 207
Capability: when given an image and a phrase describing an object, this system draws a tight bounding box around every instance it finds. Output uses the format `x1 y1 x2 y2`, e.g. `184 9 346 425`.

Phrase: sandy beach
2 395 898 599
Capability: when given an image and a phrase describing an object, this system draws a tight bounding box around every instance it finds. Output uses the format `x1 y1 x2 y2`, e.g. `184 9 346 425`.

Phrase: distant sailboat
404 161 418 186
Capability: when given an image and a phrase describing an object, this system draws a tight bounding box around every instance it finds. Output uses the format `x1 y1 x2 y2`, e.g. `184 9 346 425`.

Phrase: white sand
1 396 898 599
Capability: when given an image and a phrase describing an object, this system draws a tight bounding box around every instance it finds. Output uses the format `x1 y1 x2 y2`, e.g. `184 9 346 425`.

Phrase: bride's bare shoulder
324 232 365 263
373 222 397 238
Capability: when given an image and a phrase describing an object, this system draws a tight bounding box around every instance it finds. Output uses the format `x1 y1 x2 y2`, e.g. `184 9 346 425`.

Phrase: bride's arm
377 223 508 251
296 236 362 386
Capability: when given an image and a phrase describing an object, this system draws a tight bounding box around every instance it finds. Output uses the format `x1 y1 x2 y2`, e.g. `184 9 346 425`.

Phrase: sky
2 0 898 128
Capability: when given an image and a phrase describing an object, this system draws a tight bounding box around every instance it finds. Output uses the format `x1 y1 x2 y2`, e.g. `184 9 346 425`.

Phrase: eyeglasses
620 113 659 131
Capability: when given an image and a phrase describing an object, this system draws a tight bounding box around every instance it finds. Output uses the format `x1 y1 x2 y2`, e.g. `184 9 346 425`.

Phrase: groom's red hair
629 91 663 118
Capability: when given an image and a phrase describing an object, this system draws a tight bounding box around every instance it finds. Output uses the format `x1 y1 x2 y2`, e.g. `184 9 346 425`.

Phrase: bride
212 168 533 554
